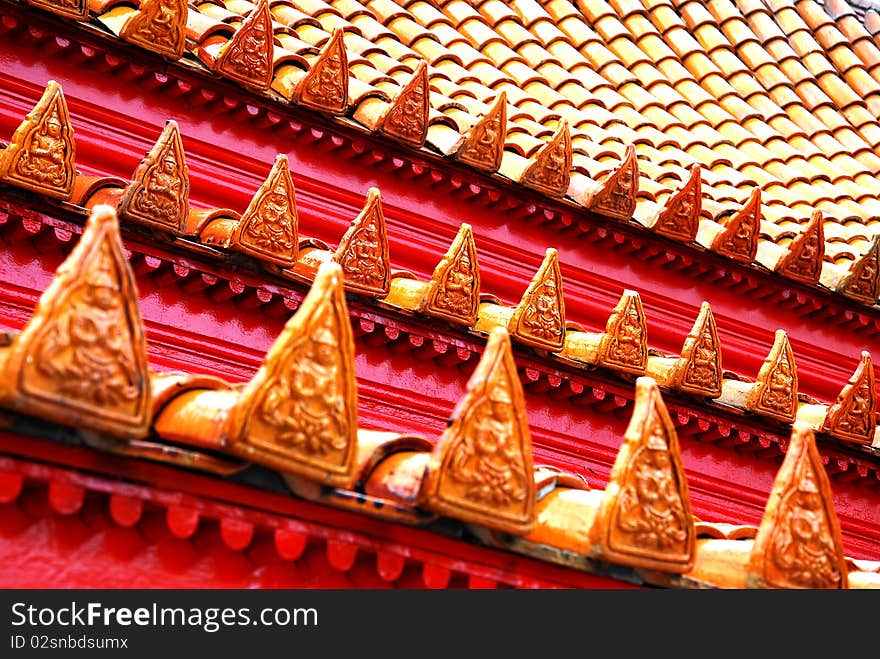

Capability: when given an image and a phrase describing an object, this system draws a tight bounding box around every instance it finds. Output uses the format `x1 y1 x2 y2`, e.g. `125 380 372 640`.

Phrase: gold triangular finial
0 205 151 439
119 0 187 60
224 261 359 487
0 81 76 200
231 154 299 267
292 28 349 115
589 377 695 572
420 223 480 326
674 301 722 398
507 248 566 352
215 0 275 91
332 188 390 297
837 236 879 304
711 187 761 263
648 163 701 242
821 351 875 445
455 92 507 173
25 0 87 22
598 290 648 374
774 210 824 285
519 120 572 197
747 329 798 423
378 60 429 148
420 326 535 534
583 144 638 220
748 422 847 589
118 120 190 234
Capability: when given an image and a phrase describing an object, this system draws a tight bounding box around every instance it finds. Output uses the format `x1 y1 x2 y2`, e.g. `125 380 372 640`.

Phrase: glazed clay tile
597 290 648 375
29 0 88 20
375 59 429 147
710 187 761 263
519 120 572 197
773 209 825 286
419 326 536 536
0 81 76 202
0 205 151 440
117 120 190 235
587 377 695 573
836 237 880 304
416 223 481 327
672 302 723 399
648 163 702 242
821 351 876 446
229 154 298 267
332 187 391 298
745 329 799 424
119 0 188 60
454 92 507 173
582 144 639 220
747 423 847 589
290 27 349 115
224 261 359 488
507 248 567 353
213 0 275 90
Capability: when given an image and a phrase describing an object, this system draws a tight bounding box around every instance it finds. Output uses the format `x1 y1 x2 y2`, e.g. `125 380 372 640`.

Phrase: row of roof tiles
0 202 876 588
6 0 880 307
0 81 878 451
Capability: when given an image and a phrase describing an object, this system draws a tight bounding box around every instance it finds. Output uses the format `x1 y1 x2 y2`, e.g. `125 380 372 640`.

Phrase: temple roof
7 0 878 308
1 0 880 588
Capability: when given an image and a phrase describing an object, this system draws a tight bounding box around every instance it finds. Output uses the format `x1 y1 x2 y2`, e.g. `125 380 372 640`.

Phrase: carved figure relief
120 0 187 59
378 61 429 148
750 423 846 589
748 330 798 422
332 188 390 297
590 377 694 571
599 291 647 373
216 0 274 89
293 29 348 114
0 205 150 439
838 238 880 304
226 262 358 487
232 154 298 266
422 224 480 326
711 188 760 262
821 351 875 444
508 248 565 352
421 327 535 535
649 163 701 242
26 0 88 21
118 121 190 233
677 302 722 397
585 145 638 220
0 81 76 200
455 92 507 173
775 210 824 285
520 121 572 197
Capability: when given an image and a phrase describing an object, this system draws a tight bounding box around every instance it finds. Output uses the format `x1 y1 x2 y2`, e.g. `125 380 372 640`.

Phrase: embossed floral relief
750 423 847 589
378 60 429 148
421 223 480 326
421 327 535 535
1 205 150 439
120 0 187 59
118 120 190 234
0 81 76 200
232 154 298 266
590 377 694 571
226 262 358 487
